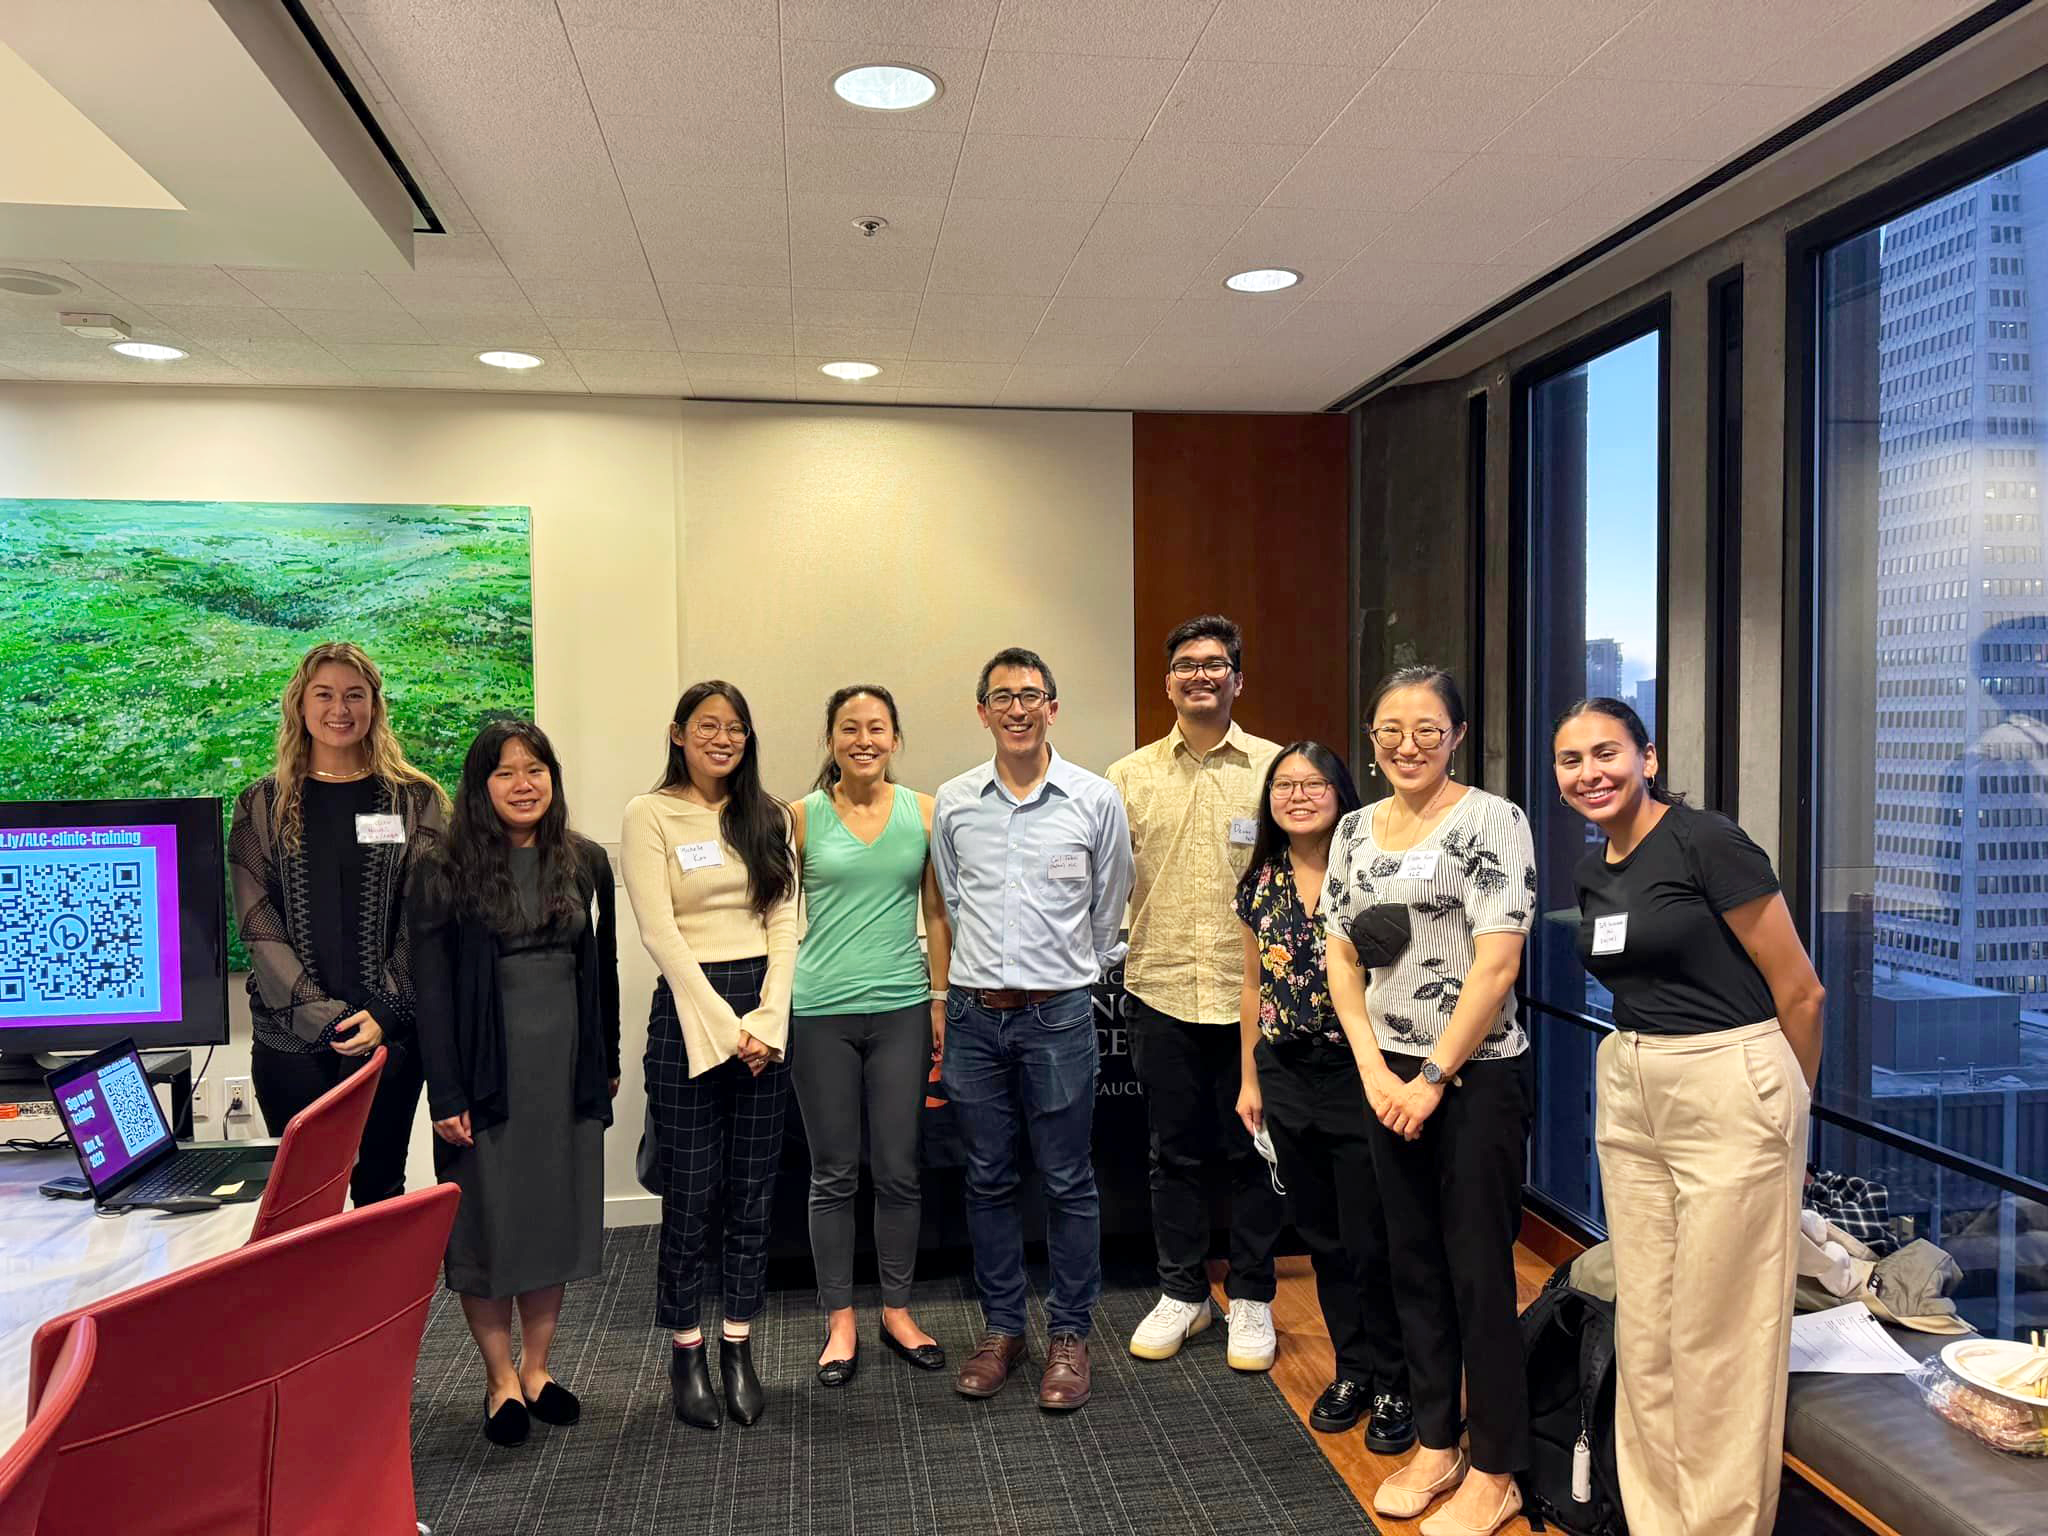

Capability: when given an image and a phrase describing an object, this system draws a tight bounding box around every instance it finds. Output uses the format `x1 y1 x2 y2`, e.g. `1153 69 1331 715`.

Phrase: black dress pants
1130 998 1285 1304
250 1034 423 1206
1255 1037 1407 1395
1365 1050 1533 1474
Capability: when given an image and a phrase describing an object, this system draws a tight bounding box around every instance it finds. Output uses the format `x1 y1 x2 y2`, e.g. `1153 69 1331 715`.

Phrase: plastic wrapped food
1913 1348 2048 1456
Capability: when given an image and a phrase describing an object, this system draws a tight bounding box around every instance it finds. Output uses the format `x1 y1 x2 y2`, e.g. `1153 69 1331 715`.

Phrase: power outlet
224 1077 253 1119
191 1076 223 1125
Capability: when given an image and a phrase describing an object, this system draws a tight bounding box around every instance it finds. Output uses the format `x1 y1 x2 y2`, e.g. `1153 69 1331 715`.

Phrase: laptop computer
46 1039 277 1210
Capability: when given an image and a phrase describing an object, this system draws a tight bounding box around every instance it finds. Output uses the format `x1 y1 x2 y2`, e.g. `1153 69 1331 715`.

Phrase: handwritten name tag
1592 913 1628 955
355 814 405 845
675 841 725 872
1396 849 1441 881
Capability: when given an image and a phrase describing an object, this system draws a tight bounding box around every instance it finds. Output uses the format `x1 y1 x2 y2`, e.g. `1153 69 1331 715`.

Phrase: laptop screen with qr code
45 1040 174 1198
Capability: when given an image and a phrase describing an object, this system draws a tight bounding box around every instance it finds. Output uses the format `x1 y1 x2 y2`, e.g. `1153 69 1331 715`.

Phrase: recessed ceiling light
832 64 940 112
819 361 881 381
1224 268 1301 294
109 341 185 361
0 267 75 297
477 350 543 370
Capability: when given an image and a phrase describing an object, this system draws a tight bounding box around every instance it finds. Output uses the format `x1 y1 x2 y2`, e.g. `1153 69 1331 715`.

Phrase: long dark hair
1551 696 1686 805
656 680 795 918
812 684 902 792
437 719 586 934
1238 741 1363 900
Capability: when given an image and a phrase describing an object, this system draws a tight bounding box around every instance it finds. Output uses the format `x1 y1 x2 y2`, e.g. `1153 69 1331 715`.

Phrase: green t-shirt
792 784 931 1014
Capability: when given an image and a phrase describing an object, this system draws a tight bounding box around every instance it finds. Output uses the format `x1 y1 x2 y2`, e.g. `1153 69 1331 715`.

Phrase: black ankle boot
720 1336 765 1426
670 1342 719 1429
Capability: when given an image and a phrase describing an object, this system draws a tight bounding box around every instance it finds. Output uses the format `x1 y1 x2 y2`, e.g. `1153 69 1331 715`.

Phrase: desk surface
0 1148 259 1449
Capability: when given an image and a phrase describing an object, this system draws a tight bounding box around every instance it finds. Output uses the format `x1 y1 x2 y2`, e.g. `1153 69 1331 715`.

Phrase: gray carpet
409 1228 1373 1535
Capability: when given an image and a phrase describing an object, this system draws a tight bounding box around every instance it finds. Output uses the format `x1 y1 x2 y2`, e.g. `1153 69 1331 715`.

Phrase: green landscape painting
0 498 534 966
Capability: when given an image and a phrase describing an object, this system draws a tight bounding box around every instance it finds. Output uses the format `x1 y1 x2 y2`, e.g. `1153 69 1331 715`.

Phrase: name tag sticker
1228 816 1258 846
1592 913 1628 955
354 814 405 845
1049 851 1088 881
1396 849 1441 881
675 840 725 872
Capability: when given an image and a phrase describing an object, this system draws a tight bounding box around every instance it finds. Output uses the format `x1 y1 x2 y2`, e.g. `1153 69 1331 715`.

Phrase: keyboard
122 1148 253 1202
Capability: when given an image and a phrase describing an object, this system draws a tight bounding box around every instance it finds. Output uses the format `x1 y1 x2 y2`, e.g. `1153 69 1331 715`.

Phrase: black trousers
646 961 791 1332
1366 1050 1533 1474
1130 998 1284 1304
1256 1037 1407 1395
250 1034 423 1206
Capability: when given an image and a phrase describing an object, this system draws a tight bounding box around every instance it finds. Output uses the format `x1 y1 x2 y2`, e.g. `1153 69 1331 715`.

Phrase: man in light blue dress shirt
933 646 1133 1412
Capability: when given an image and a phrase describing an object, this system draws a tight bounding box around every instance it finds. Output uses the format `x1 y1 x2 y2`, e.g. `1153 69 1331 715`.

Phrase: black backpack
1517 1261 1627 1536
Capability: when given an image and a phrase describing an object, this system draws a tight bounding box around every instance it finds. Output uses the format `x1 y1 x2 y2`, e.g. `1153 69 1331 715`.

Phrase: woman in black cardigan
413 720 620 1448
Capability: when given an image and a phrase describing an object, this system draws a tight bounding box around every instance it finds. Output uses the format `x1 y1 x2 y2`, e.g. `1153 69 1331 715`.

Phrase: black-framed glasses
1169 657 1236 679
1370 723 1448 751
1271 776 1334 800
689 719 750 743
982 688 1052 712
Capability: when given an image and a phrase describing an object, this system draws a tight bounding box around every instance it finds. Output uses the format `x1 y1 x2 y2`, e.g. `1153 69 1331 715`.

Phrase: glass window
1519 326 1665 1228
1814 147 2048 1339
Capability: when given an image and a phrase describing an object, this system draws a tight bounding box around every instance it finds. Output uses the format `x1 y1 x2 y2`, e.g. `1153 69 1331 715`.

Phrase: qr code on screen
99 1060 164 1152
0 856 149 1011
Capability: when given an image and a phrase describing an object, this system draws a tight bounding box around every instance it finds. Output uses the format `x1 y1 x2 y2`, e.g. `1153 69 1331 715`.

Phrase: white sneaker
1129 1295 1212 1360
1225 1298 1276 1372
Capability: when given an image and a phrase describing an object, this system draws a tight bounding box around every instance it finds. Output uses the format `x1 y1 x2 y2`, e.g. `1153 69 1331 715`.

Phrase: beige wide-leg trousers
1595 1019 1809 1536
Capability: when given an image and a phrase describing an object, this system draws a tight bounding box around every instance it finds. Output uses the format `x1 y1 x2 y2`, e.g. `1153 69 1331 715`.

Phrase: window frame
1706 264 1745 817
1783 98 2048 1209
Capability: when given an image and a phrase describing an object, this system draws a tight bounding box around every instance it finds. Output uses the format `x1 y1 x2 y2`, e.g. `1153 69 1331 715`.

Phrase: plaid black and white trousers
645 959 791 1332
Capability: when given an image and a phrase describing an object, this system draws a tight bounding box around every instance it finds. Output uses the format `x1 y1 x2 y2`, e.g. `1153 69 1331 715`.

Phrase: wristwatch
1419 1059 1447 1087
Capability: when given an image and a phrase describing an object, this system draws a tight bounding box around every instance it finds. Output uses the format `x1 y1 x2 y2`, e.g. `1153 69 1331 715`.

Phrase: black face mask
1347 903 1412 969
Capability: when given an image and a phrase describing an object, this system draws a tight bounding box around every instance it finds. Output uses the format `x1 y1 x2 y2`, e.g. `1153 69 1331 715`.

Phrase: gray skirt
444 947 604 1299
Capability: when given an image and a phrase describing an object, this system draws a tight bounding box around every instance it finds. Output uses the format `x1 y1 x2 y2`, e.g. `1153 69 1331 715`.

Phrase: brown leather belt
973 988 1062 1010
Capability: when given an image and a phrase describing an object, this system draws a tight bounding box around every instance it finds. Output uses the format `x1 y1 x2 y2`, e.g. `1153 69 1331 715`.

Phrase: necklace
309 766 370 782
1385 776 1457 850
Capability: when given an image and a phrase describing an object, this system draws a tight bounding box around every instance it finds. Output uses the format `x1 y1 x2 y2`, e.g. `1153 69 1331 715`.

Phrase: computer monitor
0 796 228 1060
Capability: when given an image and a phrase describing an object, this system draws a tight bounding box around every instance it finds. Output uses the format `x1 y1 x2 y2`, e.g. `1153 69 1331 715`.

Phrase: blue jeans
940 987 1101 1337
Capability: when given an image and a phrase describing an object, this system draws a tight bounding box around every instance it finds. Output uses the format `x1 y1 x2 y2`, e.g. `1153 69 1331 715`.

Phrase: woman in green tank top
790 684 953 1385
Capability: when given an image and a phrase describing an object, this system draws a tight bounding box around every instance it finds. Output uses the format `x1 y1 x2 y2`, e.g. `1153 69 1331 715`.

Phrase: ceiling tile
781 38 988 134
1385 0 1653 73
669 318 796 353
1311 255 1489 306
605 114 787 191
568 348 693 383
1149 59 1371 144
1223 205 1394 261
789 193 950 249
327 342 506 372
989 0 1215 58
1407 152 1629 225
969 51 1182 139
1320 68 1558 152
375 274 534 312
201 339 352 375
490 228 654 281
405 311 559 348
689 352 798 382
791 287 923 325
278 308 436 344
1109 139 1305 206
688 380 797 401
791 233 937 292
524 278 669 318
542 313 680 349
907 327 1031 362
408 234 515 278
143 305 312 342
226 269 402 310
1577 0 1857 84
793 324 916 357
636 186 790 247
1036 296 1177 335
895 385 1000 406
73 264 265 307
556 0 778 32
1146 297 1300 341
657 283 794 322
998 361 1122 397
783 123 963 197
1264 146 1468 211
912 292 1049 331
1358 208 1535 265
1195 0 1435 68
780 0 1000 48
569 27 782 130
1014 332 1143 366
1126 332 1264 369
895 358 1014 389
1645 83 1824 162
1495 77 1730 157
796 380 901 403
950 134 1136 202
924 198 1099 295
642 237 792 286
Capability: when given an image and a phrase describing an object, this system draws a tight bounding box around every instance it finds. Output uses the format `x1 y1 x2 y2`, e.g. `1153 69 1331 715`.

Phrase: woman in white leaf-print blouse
1320 667 1537 1536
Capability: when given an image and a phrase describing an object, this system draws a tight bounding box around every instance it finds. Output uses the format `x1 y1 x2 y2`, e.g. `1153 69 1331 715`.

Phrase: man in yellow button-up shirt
1105 615 1285 1373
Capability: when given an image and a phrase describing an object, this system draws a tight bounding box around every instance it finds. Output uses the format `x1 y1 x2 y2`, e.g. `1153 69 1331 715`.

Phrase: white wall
0 382 1135 1223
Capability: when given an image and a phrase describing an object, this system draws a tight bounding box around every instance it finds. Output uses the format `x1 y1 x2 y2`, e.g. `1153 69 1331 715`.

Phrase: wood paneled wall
1130 412 1351 757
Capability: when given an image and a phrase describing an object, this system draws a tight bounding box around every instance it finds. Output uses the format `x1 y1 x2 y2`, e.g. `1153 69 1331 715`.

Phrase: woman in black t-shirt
1552 697 1823 1536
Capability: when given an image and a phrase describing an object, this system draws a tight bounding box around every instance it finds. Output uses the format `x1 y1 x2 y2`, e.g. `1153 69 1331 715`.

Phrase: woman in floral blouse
1232 742 1413 1456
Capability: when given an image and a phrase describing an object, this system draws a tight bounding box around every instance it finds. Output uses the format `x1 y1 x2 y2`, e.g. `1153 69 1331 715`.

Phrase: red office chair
0 1317 96 1536
26 1183 458 1536
247 1043 387 1243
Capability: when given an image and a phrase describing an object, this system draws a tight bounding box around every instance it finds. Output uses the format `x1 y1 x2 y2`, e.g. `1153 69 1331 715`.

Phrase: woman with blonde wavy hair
228 641 448 1204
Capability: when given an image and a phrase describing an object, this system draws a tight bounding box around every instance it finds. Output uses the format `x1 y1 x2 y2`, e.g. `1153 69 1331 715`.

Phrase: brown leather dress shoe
955 1333 1027 1398
1037 1332 1091 1411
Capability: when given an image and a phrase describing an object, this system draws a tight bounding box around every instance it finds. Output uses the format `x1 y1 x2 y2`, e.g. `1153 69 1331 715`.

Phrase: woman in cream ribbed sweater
622 680 797 1430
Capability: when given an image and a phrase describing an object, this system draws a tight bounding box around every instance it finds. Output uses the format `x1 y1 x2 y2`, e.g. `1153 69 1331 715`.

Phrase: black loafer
1310 1378 1364 1433
879 1323 946 1372
671 1342 719 1430
817 1348 858 1388
528 1380 581 1426
721 1336 766 1426
1366 1390 1416 1454
483 1394 530 1447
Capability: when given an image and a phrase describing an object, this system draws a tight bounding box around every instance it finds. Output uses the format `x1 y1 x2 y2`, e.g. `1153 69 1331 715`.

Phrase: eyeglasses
689 719 750 743
1169 657 1235 680
1370 724 1448 751
1271 777 1333 801
982 689 1052 712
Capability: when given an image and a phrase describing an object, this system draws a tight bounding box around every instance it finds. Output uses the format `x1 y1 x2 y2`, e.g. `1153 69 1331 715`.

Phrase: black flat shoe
879 1322 946 1372
483 1394 530 1447
527 1380 581 1426
670 1342 719 1430
1310 1378 1364 1433
1365 1390 1416 1455
817 1347 858 1388
721 1336 765 1426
